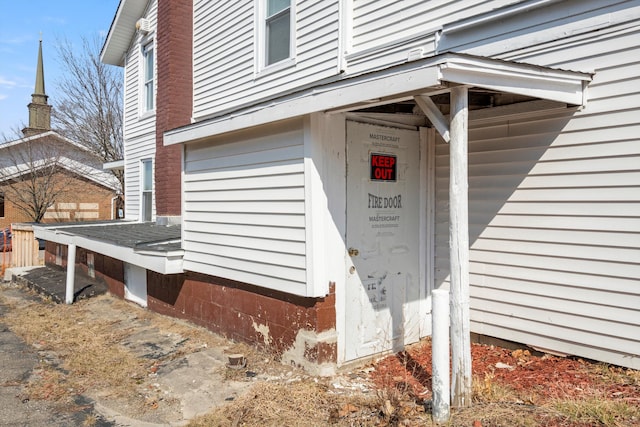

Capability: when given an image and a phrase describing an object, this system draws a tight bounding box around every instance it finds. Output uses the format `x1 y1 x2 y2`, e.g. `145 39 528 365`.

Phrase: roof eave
164 52 593 146
101 0 149 66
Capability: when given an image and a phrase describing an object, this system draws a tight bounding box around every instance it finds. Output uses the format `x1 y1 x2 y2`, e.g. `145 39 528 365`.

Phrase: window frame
256 0 295 73
141 41 155 115
140 158 153 222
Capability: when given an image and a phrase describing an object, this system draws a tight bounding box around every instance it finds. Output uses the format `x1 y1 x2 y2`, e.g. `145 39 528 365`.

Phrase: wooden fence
9 223 43 268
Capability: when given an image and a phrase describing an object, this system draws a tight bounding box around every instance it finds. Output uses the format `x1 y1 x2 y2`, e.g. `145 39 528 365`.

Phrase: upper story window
265 0 292 66
142 43 155 112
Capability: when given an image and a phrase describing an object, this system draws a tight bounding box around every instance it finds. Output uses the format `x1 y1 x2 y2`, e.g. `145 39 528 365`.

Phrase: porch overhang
33 222 184 275
165 52 592 145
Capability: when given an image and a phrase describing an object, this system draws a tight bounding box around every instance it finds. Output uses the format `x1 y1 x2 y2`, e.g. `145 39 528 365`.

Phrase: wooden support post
449 86 472 407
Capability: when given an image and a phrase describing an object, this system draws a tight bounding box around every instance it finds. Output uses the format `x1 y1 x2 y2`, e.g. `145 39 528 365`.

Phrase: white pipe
65 243 76 304
431 288 450 422
111 196 117 220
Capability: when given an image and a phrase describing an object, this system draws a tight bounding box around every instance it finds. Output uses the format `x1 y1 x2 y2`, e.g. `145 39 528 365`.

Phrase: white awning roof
165 52 592 146
34 222 184 275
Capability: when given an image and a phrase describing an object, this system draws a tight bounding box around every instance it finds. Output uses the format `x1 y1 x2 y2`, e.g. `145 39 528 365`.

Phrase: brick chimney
155 0 193 225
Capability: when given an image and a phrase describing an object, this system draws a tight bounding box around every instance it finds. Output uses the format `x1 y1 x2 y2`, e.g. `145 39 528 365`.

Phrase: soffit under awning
164 52 592 146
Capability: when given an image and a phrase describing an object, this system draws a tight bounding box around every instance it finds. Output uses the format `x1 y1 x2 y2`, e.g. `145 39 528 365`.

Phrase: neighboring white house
38 0 638 373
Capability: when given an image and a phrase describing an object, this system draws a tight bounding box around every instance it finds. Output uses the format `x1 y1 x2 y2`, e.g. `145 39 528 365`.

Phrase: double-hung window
143 43 155 112
265 0 291 66
141 159 153 222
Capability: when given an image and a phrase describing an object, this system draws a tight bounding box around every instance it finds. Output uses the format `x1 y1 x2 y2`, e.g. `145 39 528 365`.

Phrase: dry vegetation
190 350 640 427
1 289 245 423
1 287 639 427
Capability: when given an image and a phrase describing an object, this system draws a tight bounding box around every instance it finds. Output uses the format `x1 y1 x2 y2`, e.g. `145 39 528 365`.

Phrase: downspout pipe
111 196 118 219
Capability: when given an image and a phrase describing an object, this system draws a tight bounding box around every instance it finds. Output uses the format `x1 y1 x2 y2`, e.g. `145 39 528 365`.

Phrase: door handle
348 247 359 257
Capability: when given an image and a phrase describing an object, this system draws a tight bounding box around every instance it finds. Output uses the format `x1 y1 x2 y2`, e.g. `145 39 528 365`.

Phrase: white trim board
34 224 183 275
165 52 592 146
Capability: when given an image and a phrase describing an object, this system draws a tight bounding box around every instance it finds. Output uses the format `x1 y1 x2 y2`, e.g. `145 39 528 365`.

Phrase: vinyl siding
438 0 639 63
122 1 157 220
123 134 155 220
122 1 157 139
434 25 640 368
192 0 340 120
346 0 519 73
182 120 308 295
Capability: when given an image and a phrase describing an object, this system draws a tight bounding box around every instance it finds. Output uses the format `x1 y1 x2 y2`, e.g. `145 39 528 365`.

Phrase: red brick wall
147 271 337 364
155 0 193 217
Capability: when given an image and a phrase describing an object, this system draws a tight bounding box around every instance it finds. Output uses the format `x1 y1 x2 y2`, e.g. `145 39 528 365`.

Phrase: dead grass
187 380 391 427
552 395 640 426
3 289 639 427
472 372 520 403
3 291 237 422
186 380 559 427
191 377 638 427
5 295 148 401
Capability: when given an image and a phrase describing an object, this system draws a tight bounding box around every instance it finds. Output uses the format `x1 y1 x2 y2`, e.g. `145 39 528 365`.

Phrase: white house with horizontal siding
39 0 638 373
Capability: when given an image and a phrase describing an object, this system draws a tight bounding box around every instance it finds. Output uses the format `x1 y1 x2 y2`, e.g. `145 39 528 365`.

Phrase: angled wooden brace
414 94 450 143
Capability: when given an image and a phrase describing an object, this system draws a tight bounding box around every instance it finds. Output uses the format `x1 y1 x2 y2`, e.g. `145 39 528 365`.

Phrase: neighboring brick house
0 157 118 229
0 40 120 231
37 0 639 374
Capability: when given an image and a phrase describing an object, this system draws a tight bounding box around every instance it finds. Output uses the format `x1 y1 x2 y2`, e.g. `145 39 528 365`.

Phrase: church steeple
22 38 52 137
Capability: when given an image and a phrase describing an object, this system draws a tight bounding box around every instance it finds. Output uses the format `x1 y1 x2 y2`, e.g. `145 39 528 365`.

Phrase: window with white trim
265 0 292 66
141 159 153 222
142 43 155 112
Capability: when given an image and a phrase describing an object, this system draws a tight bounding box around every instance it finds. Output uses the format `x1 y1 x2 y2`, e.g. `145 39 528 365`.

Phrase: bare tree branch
52 35 124 193
0 134 88 222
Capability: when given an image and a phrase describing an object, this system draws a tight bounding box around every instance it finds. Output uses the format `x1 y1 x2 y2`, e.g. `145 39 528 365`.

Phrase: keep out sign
370 153 397 182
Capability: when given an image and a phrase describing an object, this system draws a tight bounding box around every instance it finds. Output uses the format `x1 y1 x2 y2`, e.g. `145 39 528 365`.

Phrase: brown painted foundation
46 244 125 298
147 271 337 367
47 243 337 371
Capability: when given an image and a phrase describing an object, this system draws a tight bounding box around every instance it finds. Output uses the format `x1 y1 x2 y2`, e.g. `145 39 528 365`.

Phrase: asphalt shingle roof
39 221 182 252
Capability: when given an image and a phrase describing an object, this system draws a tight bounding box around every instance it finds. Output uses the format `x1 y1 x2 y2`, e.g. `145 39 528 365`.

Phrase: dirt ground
1 283 639 427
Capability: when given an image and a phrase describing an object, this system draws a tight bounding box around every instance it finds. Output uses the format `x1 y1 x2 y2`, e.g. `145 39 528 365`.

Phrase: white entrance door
344 121 421 361
124 263 148 307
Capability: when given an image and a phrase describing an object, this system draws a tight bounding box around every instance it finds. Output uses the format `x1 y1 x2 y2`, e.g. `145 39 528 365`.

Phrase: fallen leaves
337 403 359 418
370 340 640 405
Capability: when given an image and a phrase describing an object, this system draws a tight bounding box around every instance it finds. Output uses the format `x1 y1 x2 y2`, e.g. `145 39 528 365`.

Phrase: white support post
65 243 76 304
449 86 472 407
431 289 450 422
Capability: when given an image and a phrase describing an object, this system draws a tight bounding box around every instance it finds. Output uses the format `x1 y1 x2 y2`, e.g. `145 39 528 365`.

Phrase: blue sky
0 0 120 137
